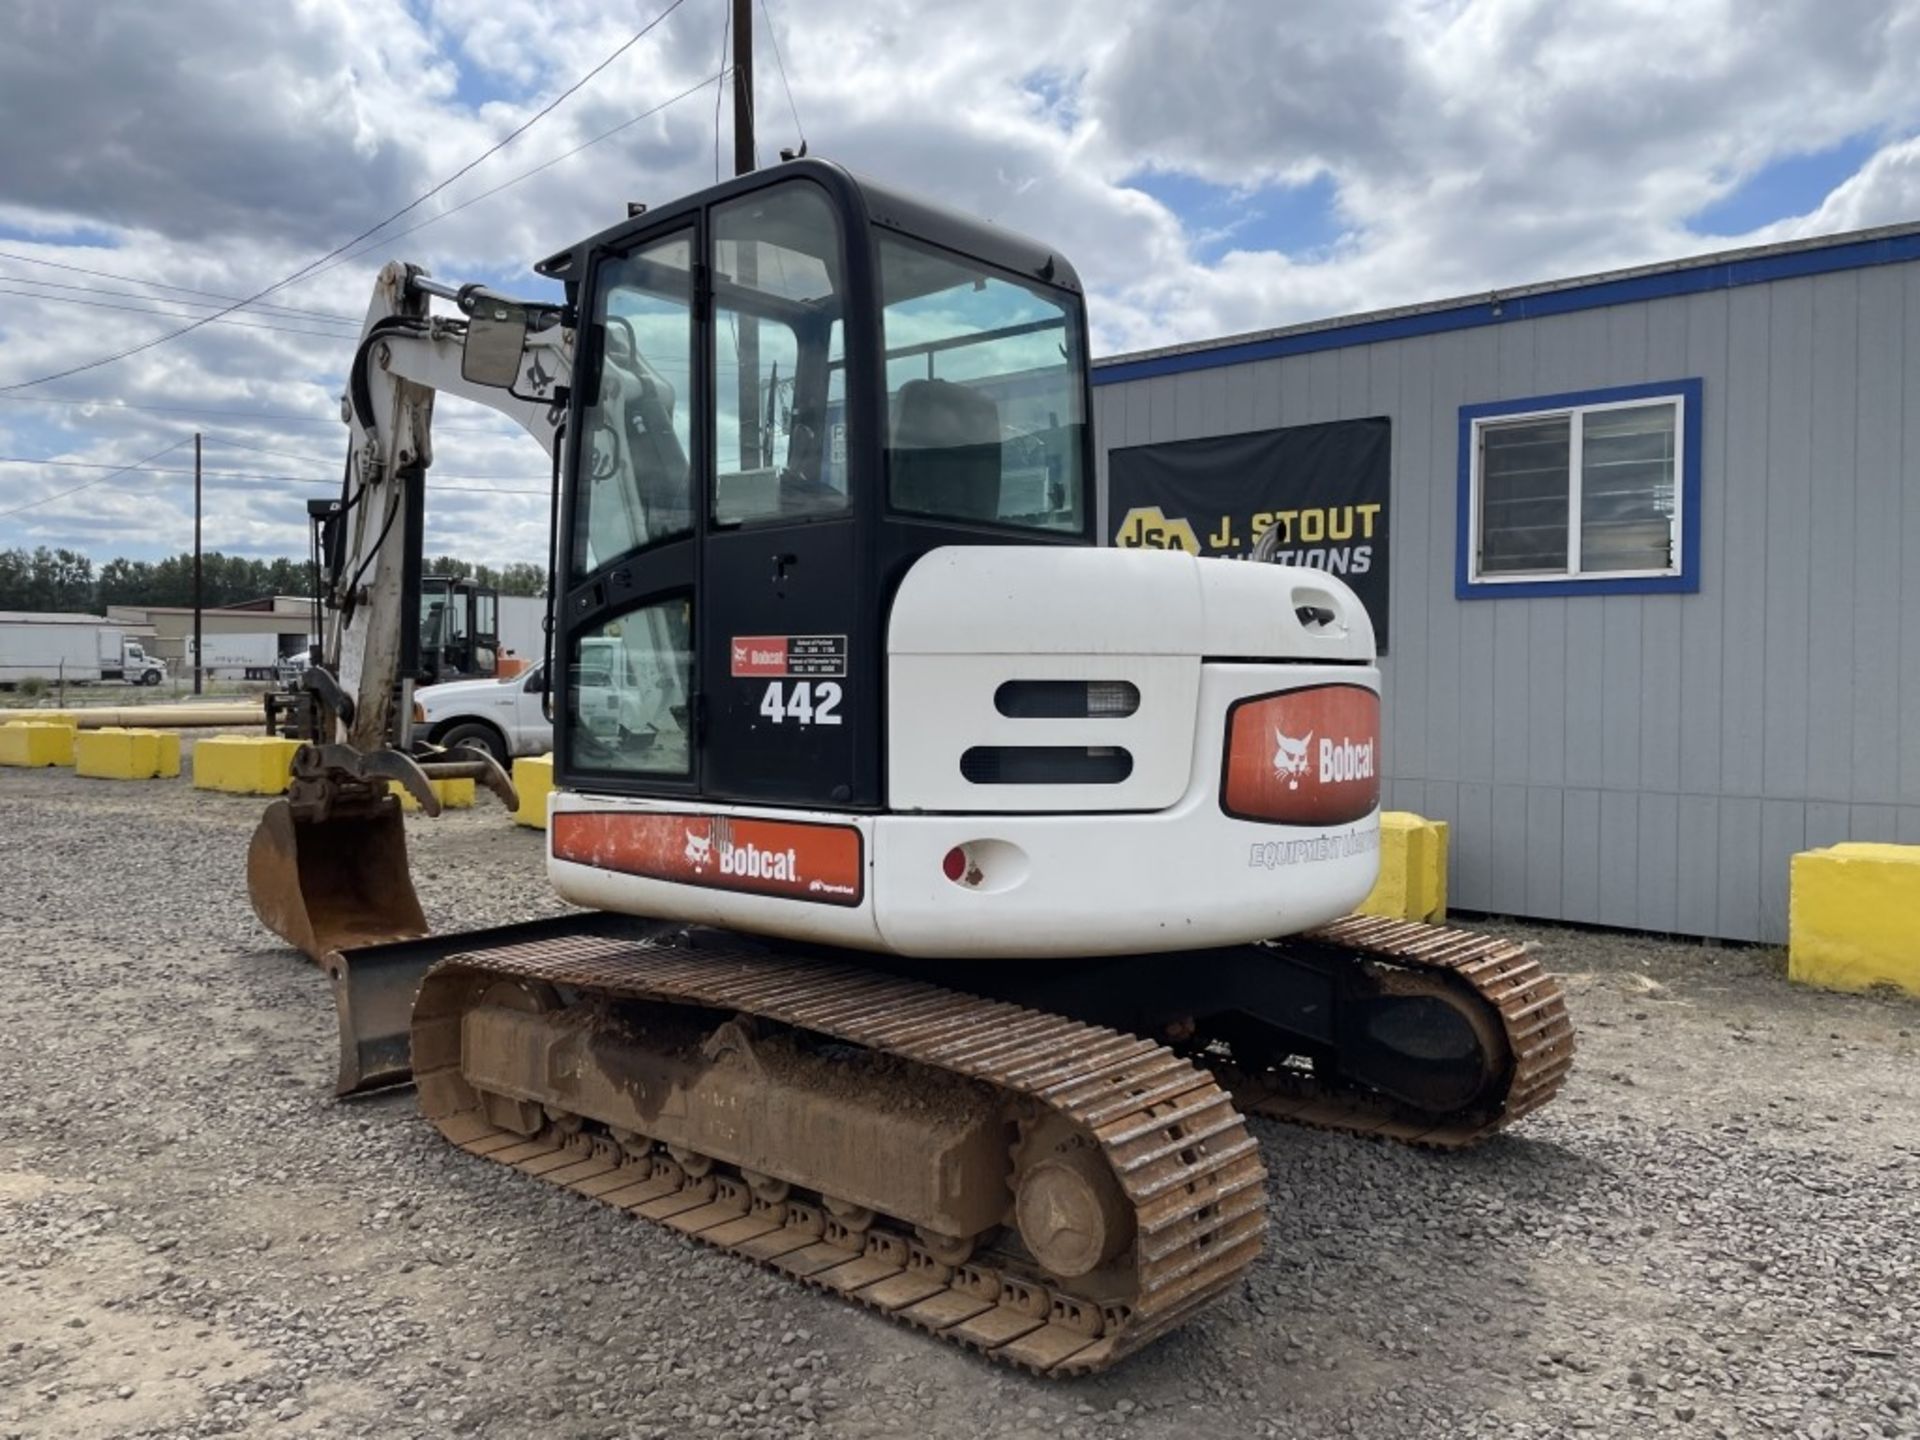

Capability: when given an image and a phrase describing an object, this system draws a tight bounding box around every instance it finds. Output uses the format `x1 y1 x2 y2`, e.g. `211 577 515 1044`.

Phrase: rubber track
409 933 1269 1376
1223 914 1577 1148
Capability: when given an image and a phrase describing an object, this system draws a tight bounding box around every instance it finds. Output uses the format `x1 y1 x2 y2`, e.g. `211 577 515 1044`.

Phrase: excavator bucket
246 796 429 965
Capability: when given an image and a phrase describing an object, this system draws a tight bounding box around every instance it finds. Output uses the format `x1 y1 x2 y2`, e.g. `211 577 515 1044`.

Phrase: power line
0 271 361 328
759 0 806 152
0 249 360 323
202 436 342 468
0 455 539 484
0 438 191 520
288 69 728 292
200 439 548 490
1 463 549 520
0 283 359 342
0 391 517 433
0 0 694 395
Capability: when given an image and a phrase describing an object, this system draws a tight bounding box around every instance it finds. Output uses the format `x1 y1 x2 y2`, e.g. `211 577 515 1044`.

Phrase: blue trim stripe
1455 379 1704 600
1093 230 1920 386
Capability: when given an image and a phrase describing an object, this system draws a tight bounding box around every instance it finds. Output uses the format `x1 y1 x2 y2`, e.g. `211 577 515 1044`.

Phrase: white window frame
1467 392 1686 586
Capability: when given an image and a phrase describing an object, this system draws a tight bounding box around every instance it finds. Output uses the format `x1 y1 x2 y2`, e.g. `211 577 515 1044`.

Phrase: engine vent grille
960 746 1134 785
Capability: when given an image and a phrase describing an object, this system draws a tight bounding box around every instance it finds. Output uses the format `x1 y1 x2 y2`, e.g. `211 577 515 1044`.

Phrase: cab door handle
771 551 798 585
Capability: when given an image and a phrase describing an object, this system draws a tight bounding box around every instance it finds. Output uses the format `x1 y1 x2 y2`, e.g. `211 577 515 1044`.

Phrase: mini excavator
249 158 1574 1375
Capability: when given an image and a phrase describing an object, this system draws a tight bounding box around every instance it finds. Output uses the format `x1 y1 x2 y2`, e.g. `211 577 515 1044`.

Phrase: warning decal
729 634 847 678
552 811 865 906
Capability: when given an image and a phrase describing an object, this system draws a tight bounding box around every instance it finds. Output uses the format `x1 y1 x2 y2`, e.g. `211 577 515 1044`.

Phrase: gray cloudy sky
2 0 1918 569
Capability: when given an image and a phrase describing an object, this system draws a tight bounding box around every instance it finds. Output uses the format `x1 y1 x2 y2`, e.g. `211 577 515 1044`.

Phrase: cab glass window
566 597 693 775
878 232 1086 532
571 232 695 576
712 183 848 526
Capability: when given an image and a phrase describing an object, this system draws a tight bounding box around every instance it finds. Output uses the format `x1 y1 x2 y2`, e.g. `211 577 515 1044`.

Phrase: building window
1457 379 1702 598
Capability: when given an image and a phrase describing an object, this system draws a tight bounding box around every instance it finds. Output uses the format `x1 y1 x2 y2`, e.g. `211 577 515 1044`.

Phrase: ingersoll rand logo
1223 685 1381 826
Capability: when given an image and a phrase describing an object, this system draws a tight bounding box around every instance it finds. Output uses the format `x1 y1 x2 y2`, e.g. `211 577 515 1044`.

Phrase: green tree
0 546 525 610
20 547 95 611
96 557 154 608
495 562 546 596
0 549 30 610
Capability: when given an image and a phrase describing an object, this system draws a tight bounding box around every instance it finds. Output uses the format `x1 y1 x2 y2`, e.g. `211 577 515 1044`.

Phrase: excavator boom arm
248 260 572 965
328 262 569 749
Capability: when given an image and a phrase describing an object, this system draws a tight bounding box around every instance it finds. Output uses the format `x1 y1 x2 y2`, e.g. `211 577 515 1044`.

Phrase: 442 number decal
757 679 843 726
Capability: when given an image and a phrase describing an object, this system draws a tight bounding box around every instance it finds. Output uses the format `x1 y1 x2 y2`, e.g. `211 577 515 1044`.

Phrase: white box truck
0 614 167 685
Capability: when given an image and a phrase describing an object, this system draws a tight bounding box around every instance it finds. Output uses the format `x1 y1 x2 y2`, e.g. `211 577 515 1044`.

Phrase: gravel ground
1 757 1915 1440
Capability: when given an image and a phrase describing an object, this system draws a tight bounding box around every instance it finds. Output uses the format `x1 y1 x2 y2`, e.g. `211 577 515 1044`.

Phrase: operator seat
889 379 1001 521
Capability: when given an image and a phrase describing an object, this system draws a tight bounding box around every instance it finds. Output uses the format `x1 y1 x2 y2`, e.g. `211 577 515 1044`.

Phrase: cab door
554 225 703 795
698 179 872 809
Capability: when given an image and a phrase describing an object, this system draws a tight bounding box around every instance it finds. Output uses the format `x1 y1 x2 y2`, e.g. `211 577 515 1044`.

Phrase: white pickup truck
414 636 680 767
413 663 553 766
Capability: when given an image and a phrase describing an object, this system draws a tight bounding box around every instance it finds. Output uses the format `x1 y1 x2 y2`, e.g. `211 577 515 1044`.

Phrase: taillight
993 680 1140 718
939 839 1029 893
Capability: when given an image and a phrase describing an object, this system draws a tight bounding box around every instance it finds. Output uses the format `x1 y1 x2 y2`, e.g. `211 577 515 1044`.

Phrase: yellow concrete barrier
0 721 77 768
1356 811 1449 924
192 735 302 794
73 727 181 780
388 776 476 812
1789 844 1920 998
512 753 554 829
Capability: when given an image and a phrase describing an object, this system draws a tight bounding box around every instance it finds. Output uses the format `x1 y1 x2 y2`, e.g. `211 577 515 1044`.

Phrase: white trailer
0 613 166 685
186 632 286 680
496 593 547 670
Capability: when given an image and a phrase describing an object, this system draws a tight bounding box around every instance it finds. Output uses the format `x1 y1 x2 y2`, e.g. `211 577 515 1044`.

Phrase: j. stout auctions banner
1109 417 1392 649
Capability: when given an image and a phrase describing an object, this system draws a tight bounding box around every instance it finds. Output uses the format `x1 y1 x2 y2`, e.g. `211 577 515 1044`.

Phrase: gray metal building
1090 222 1920 943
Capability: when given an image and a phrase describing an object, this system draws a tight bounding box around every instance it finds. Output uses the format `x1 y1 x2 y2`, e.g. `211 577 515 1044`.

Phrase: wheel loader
249 157 1574 1376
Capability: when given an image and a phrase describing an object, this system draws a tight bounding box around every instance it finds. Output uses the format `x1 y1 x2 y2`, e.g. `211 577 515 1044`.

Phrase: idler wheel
1014 1143 1133 1280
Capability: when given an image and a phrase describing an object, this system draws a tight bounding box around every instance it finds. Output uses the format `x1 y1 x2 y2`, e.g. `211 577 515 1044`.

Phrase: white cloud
1 0 1916 565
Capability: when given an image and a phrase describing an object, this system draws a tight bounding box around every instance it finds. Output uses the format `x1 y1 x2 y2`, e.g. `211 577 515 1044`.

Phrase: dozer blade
326 912 667 1096
247 795 428 966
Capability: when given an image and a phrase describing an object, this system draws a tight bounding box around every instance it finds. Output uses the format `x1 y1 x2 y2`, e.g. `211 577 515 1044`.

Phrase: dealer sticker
730 634 847 678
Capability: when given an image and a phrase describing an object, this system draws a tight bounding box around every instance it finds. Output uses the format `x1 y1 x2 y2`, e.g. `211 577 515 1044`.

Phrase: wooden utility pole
731 0 754 178
193 431 203 696
732 0 761 468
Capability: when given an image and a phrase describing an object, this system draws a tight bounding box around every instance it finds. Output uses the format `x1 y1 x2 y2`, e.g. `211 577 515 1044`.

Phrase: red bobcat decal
552 812 864 905
1222 684 1380 826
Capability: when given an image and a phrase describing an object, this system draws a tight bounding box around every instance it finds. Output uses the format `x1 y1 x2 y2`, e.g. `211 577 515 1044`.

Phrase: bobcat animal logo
1272 728 1313 790
683 828 714 872
731 643 747 667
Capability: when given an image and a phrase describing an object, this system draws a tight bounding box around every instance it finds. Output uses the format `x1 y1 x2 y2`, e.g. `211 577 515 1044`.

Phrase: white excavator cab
517 161 1382 956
